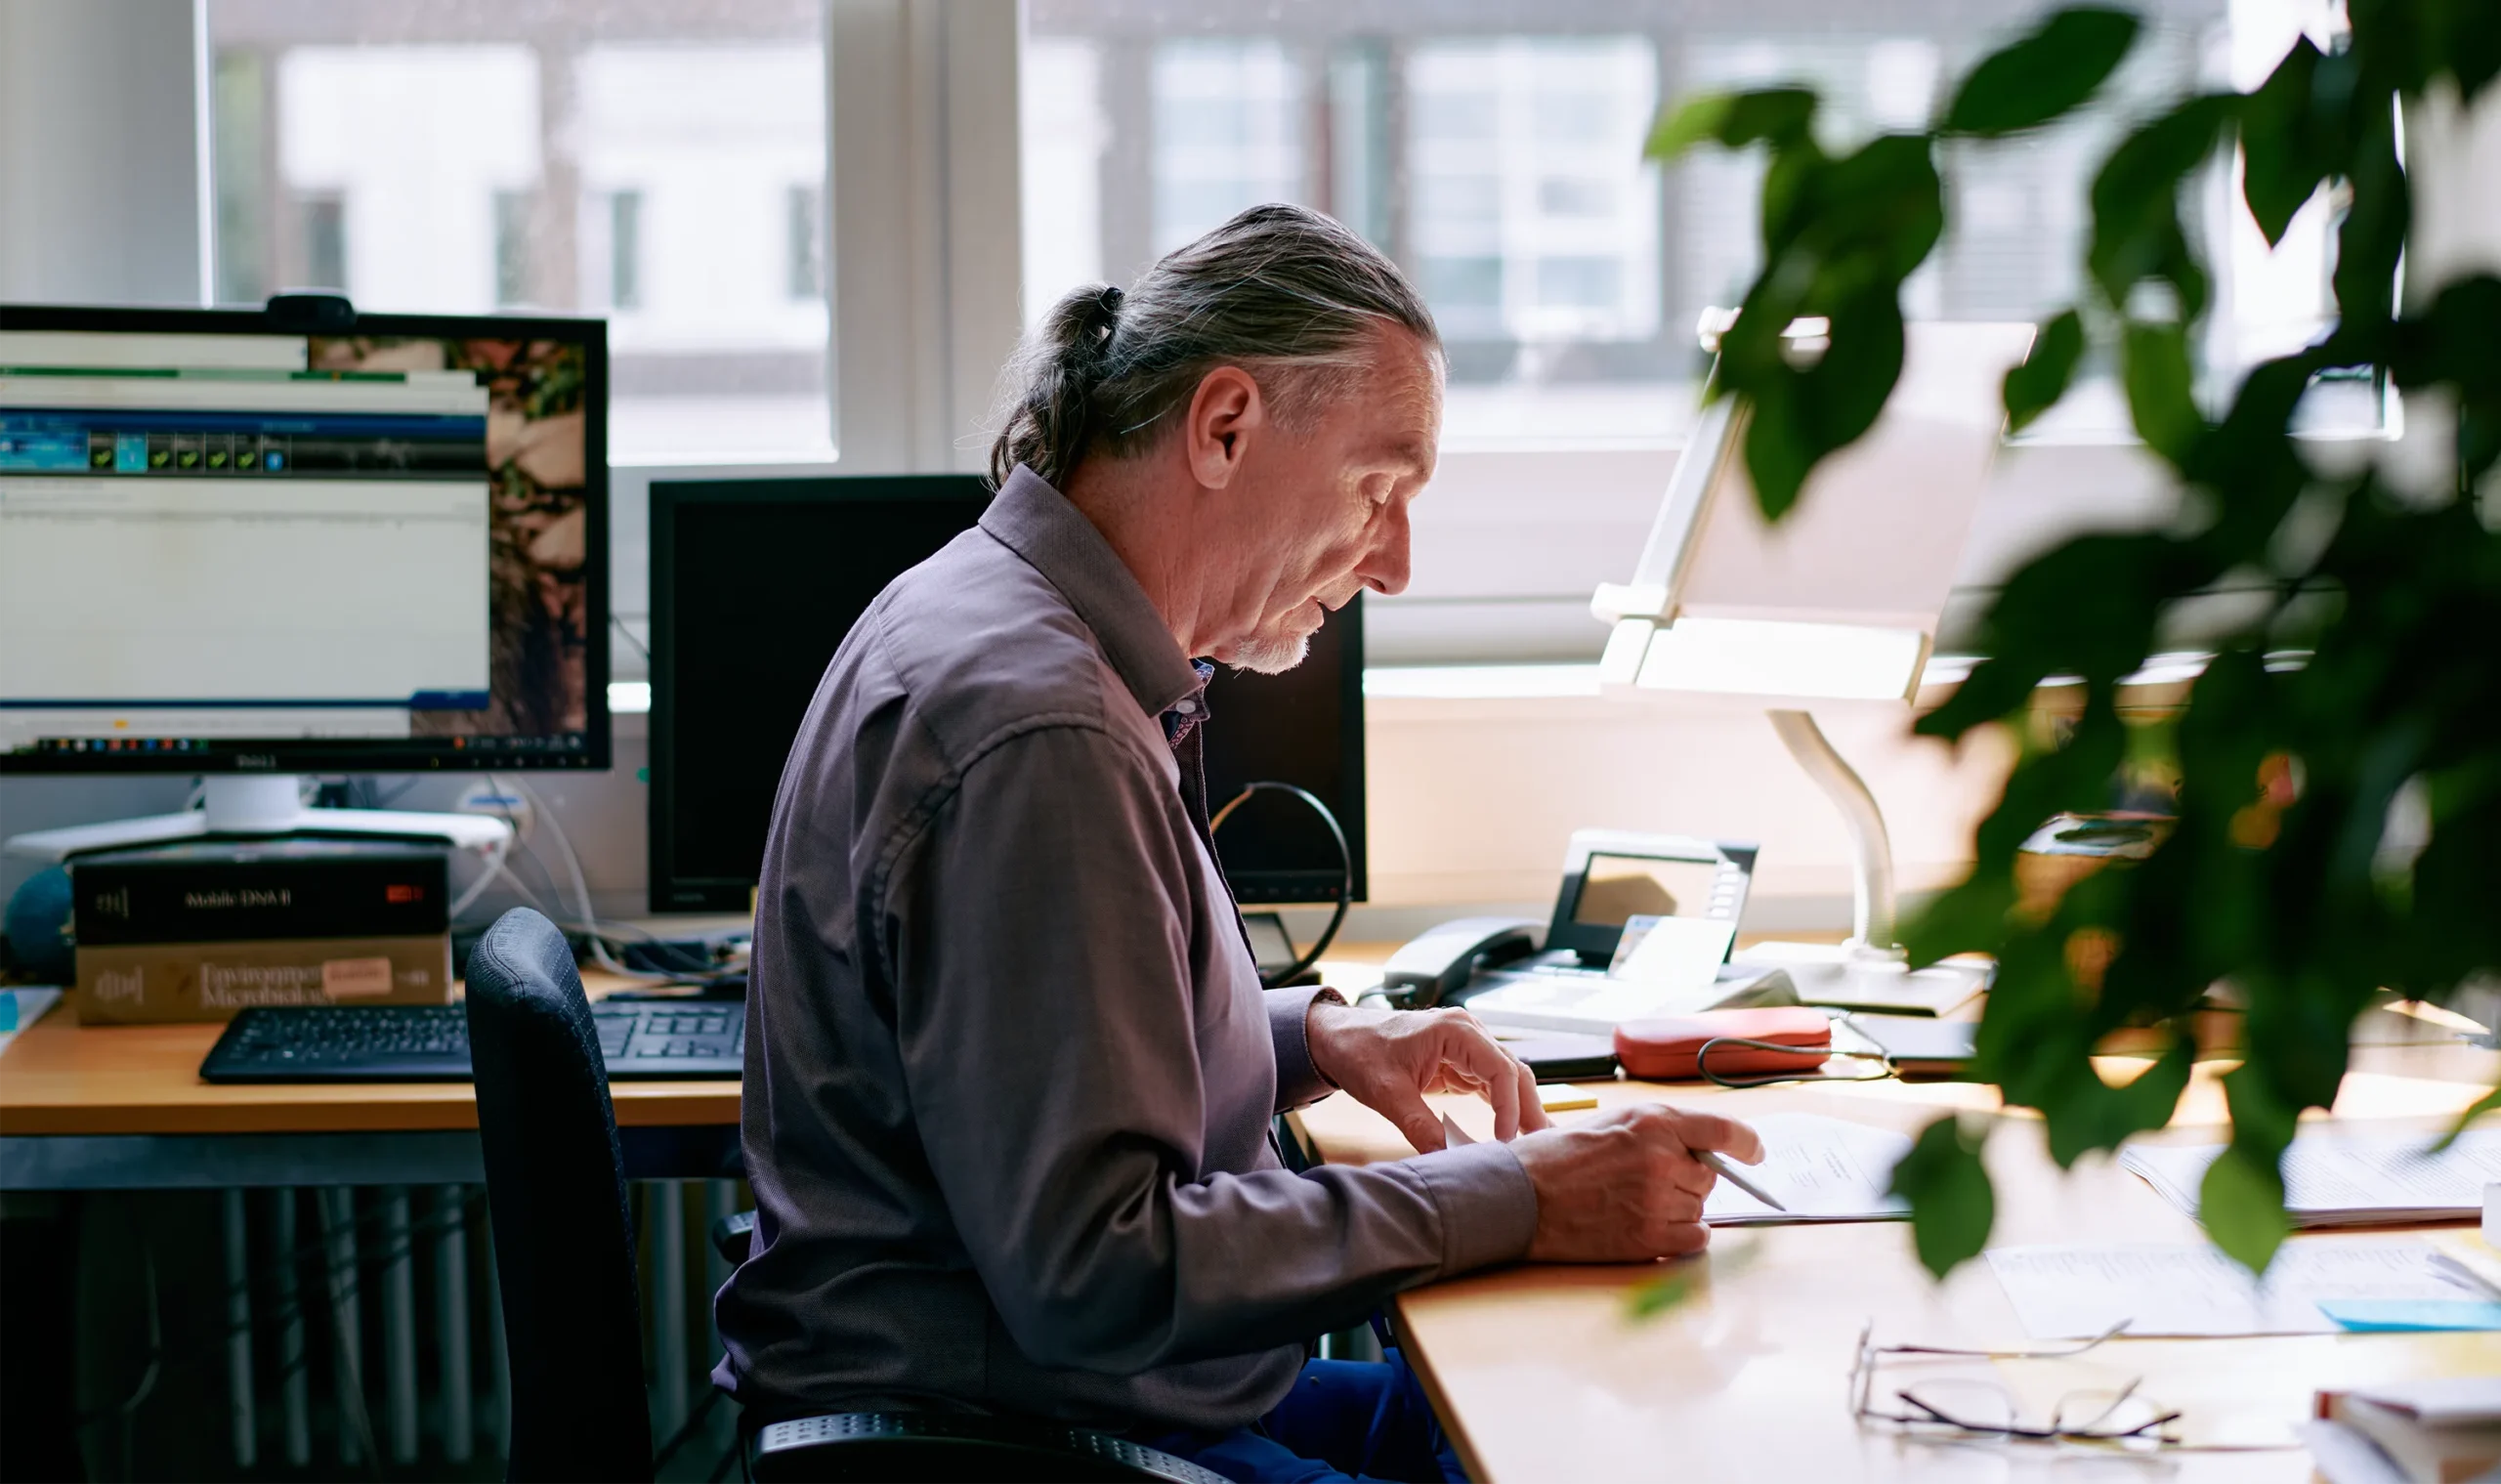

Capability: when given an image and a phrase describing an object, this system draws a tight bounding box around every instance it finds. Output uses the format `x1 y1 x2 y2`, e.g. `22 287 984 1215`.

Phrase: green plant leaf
1943 6 2141 138
2436 0 2501 101
1891 1116 1996 1278
2087 95 2237 316
2238 35 2331 247
2199 1145 2290 1273
2435 1085 2501 1154
2003 310 2086 433
2122 320 2202 467
2331 115 2409 331
1646 87 1817 161
1901 872 2019 966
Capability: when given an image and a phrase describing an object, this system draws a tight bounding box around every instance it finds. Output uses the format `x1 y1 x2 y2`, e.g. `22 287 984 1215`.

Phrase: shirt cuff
1409 1140 1540 1277
1264 986 1343 1113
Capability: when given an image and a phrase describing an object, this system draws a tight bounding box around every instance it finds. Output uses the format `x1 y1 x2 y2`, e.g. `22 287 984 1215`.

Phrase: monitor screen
0 304 608 773
1569 853 1727 926
649 475 1366 912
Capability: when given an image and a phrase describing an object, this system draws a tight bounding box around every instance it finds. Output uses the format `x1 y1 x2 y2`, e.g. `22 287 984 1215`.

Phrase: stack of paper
1987 1240 2494 1338
2121 1130 2501 1225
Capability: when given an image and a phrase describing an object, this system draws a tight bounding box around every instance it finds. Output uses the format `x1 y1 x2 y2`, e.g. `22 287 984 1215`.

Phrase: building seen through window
1024 0 2350 446
206 0 830 461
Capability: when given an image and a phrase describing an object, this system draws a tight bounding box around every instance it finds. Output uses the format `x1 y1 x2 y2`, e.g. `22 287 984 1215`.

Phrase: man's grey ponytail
991 284 1123 491
989 203 1438 489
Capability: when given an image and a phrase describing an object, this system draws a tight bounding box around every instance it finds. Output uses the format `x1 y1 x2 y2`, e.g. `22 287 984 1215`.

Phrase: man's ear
1182 365 1264 490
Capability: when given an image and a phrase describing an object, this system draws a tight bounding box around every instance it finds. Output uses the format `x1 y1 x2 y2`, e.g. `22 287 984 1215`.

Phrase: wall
0 0 203 305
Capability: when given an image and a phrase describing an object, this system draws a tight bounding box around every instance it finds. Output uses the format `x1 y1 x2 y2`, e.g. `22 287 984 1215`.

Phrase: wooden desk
0 973 740 1189
1292 1026 2501 1482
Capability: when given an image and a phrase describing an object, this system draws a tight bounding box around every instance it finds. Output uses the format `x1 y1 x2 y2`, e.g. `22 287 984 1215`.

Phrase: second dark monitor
648 475 1366 912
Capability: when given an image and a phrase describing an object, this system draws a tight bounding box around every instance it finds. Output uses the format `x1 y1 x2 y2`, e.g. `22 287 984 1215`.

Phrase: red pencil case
1613 1006 1833 1081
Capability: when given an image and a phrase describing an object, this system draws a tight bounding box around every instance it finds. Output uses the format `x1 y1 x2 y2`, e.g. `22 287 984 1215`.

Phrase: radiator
216 1179 744 1473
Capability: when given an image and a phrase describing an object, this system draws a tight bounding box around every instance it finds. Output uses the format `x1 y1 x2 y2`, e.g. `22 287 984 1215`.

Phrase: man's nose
1362 501 1413 597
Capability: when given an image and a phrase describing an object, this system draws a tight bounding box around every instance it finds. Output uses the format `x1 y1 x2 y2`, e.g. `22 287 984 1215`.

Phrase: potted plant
1647 0 2500 1276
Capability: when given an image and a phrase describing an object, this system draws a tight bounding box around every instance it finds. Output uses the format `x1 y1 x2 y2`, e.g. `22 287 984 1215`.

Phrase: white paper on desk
0 986 62 1056
2121 1130 2501 1224
1986 1239 2488 1338
1701 1112 1913 1225
1609 914 1739 992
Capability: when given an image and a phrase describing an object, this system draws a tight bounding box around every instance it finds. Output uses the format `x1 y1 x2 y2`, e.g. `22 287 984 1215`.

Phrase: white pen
1699 1149 1788 1211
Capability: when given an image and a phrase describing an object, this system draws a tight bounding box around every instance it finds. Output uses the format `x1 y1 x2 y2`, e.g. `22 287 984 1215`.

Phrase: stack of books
2310 1378 2501 1483
72 838 453 1024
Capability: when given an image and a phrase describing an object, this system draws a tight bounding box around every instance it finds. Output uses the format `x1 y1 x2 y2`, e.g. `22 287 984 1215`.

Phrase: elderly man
714 203 1762 1482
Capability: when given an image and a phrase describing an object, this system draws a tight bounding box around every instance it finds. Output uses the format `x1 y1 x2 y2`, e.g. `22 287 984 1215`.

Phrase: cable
446 828 516 920
1208 782 1351 989
611 613 653 663
1695 1035 1893 1090
651 1387 724 1471
510 775 674 982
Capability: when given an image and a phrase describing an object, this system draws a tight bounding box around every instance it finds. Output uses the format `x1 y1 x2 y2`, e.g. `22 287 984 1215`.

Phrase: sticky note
2319 1299 2501 1333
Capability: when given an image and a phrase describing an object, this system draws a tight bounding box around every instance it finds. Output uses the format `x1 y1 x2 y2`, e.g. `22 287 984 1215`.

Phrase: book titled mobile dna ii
70 838 453 1025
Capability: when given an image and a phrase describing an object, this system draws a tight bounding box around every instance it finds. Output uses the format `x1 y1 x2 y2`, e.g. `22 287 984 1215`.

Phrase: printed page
1701 1112 1913 1225
2121 1130 2501 1222
1987 1240 2484 1337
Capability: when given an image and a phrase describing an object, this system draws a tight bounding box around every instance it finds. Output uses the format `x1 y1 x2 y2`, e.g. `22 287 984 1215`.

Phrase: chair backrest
466 908 654 1482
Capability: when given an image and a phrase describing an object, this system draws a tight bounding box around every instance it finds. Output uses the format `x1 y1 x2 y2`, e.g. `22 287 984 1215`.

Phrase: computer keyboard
198 1001 744 1083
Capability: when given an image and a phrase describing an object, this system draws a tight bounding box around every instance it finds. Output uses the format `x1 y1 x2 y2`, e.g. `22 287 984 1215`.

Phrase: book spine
72 856 449 945
76 935 454 1024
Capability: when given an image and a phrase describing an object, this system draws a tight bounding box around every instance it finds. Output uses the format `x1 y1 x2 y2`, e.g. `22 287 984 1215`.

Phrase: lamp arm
1766 709 1897 953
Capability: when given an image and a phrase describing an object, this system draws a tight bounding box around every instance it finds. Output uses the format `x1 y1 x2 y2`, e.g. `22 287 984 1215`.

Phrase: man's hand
1304 1001 1550 1152
1510 1104 1764 1262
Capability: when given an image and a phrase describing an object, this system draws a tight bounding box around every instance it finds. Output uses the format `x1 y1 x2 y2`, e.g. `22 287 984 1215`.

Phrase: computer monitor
0 301 609 855
648 475 1367 912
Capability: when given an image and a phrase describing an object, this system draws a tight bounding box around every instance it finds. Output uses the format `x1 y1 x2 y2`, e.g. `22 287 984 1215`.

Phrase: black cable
1695 1035 1893 1089
612 613 654 663
652 1385 724 1471
1209 782 1351 989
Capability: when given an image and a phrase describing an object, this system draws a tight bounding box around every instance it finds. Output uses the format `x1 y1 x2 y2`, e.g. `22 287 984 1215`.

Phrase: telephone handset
1378 916 1543 1008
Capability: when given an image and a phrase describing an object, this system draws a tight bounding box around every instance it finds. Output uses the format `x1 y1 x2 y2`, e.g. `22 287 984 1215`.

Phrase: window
299 193 347 294
1024 2 2338 445
206 1 832 462
785 184 824 302
1023 0 2340 664
610 191 644 311
493 190 532 307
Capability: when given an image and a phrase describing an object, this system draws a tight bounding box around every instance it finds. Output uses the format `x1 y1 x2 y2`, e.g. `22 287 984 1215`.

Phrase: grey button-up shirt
713 467 1537 1433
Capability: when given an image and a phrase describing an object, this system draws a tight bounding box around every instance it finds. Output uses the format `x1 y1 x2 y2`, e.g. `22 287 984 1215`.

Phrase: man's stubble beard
1218 628 1312 676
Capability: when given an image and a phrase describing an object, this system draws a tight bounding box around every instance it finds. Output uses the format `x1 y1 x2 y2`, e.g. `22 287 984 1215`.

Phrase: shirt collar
981 465 1203 719
1162 659 1216 747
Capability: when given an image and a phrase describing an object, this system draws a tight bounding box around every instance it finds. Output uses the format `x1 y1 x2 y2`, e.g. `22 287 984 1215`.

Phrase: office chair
465 909 1229 1484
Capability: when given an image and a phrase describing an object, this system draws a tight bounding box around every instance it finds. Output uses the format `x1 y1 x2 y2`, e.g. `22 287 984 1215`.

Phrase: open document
1438 1109 1911 1225
2121 1129 2501 1225
1987 1240 2492 1337
1700 1112 1913 1225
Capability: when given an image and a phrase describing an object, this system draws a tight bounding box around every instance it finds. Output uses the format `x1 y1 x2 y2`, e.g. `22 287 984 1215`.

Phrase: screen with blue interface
0 310 606 772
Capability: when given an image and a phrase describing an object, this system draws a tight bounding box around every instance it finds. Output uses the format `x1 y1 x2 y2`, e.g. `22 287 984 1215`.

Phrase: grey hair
989 203 1439 489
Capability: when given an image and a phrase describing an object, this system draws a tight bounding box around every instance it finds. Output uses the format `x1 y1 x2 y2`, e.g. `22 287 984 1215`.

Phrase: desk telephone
1378 830 1797 1042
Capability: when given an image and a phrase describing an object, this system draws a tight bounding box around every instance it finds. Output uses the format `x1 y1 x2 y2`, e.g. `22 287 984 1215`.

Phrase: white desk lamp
1592 318 2036 1014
